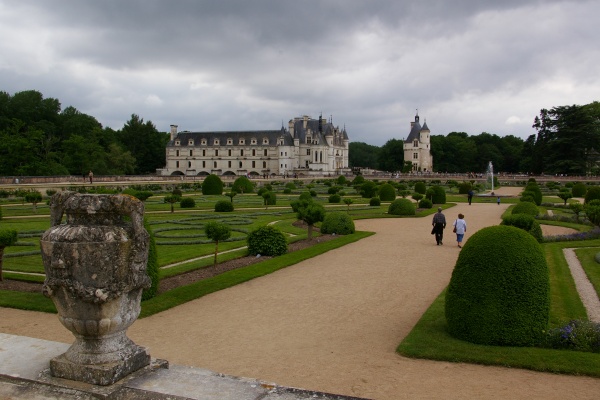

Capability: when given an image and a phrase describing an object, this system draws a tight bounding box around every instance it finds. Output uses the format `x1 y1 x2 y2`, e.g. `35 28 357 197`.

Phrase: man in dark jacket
432 207 446 245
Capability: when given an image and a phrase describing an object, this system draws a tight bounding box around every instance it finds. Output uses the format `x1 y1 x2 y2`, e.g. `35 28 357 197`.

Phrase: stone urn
41 192 152 385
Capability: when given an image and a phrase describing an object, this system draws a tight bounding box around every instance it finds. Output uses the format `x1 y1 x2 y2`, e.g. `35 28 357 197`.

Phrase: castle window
227 138 233 145
202 149 206 156
176 150 180 157
202 161 206 168
214 139 219 145
239 161 243 168
188 139 194 146
228 149 232 156
413 140 418 147
176 161 180 168
263 161 266 168
228 161 232 168
262 138 269 144
188 161 191 168
201 139 207 145
189 150 193 157
175 140 180 146
239 139 245 145
252 161 256 168
252 149 256 156
251 138 257 145
215 149 219 157
264 149 268 156
307 149 311 155
240 149 244 156
413 153 418 160
214 161 217 168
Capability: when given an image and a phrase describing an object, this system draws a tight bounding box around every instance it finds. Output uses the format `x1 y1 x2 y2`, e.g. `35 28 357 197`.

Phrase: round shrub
247 226 287 256
360 181 378 198
411 193 423 201
418 198 433 209
180 197 196 208
172 188 183 197
320 212 355 235
215 200 234 212
388 198 415 216
352 175 365 185
262 191 277 206
520 191 536 203
202 174 224 195
572 182 587 197
283 188 292 194
429 185 446 204
445 225 549 346
328 194 341 203
457 182 472 194
511 201 538 216
585 199 600 227
524 183 542 205
327 186 339 195
336 175 347 185
285 182 297 190
414 181 427 194
501 214 543 243
378 183 397 201
257 187 268 196
232 176 254 194
298 191 313 202
309 190 317 197
369 197 381 206
585 186 600 204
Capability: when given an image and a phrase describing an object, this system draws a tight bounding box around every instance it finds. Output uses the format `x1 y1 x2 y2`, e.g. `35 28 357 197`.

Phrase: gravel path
563 248 600 322
1 186 600 399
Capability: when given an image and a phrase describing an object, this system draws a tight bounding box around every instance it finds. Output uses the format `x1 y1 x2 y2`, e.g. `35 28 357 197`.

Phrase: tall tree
377 138 404 172
118 114 168 174
348 142 380 169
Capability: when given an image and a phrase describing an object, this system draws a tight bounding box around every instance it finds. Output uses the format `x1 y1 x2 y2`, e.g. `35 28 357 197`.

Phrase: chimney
170 125 178 141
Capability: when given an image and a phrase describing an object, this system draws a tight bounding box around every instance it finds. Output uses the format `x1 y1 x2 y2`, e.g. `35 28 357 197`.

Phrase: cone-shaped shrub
388 198 415 215
320 212 355 235
414 181 426 194
445 225 549 347
430 185 446 204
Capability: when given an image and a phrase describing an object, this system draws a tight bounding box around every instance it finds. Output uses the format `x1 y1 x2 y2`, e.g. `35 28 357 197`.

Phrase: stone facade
157 115 350 177
403 112 433 172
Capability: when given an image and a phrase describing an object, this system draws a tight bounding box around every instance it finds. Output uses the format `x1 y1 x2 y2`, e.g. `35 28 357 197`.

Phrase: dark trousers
433 223 444 244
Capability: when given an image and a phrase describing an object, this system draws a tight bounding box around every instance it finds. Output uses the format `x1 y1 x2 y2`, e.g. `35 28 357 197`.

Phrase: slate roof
404 115 430 143
168 127 292 146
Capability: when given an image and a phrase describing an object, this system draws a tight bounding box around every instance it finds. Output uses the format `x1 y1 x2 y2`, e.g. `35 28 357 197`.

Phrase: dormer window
201 139 207 145
239 139 245 145
227 138 233 145
413 140 419 147
251 138 257 145
262 137 269 144
175 140 180 146
214 139 220 145
188 139 194 146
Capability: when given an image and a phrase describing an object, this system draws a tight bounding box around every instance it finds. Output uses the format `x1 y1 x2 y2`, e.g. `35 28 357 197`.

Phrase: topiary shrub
360 181 378 198
501 214 543 243
511 201 539 216
327 186 339 195
283 188 292 194
414 181 426 194
215 200 234 212
232 176 254 194
411 193 423 201
202 174 224 195
285 182 297 190
430 185 446 204
378 183 397 201
457 182 472 194
320 212 355 235
571 182 587 197
369 197 381 206
445 225 549 347
309 190 317 197
328 194 341 203
388 198 415 216
352 175 365 185
585 186 600 204
180 197 196 208
247 225 287 256
418 198 433 209
524 183 543 206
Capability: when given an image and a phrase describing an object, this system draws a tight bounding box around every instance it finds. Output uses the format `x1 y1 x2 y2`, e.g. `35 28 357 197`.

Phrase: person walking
497 196 501 205
88 170 93 184
467 189 474 205
431 207 446 245
453 213 467 248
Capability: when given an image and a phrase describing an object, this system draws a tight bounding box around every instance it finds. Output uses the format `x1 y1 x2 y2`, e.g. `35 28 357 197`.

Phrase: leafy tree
262 191 276 209
202 174 224 195
585 200 600 227
0 229 18 281
24 191 42 213
164 194 181 212
360 181 378 198
348 142 380 169
204 221 231 267
570 202 584 222
377 138 404 172
118 114 168 174
557 190 572 206
343 197 354 212
225 191 237 203
290 198 325 239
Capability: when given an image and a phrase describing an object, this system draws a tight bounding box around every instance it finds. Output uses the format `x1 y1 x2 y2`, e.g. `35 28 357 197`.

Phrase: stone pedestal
41 192 152 385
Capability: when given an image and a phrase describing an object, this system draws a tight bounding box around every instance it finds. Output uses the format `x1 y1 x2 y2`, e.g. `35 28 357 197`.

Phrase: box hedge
445 225 549 347
320 212 355 235
202 174 224 195
247 226 287 256
511 201 539 216
388 198 415 215
378 183 397 201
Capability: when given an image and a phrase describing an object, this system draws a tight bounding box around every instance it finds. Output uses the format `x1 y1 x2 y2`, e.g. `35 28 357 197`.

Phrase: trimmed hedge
215 200 234 212
328 194 341 203
369 197 381 206
585 186 600 204
414 181 426 194
180 197 196 208
378 183 397 201
247 226 287 256
445 225 549 347
511 201 539 216
388 198 415 216
232 176 254 194
429 185 446 204
320 212 355 235
501 214 543 243
418 198 433 209
524 182 542 205
572 182 587 197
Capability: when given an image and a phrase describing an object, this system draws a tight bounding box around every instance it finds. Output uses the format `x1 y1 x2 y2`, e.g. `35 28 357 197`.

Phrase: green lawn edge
140 231 374 318
397 239 600 377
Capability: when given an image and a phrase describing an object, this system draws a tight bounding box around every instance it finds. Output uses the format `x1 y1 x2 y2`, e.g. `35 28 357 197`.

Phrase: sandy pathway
2 187 600 399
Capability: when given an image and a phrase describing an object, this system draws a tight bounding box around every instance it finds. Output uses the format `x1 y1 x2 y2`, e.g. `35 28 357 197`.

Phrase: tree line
1 90 597 176
0 90 168 176
350 101 600 175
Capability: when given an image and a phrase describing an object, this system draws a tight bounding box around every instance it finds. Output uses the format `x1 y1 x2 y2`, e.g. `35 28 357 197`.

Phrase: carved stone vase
41 192 151 385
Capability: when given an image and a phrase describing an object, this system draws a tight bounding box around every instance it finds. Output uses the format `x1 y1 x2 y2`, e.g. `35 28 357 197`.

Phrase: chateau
157 115 349 177
403 112 433 172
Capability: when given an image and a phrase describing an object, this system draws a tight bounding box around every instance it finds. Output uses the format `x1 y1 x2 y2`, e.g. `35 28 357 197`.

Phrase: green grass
0 290 56 313
397 239 600 377
575 247 600 298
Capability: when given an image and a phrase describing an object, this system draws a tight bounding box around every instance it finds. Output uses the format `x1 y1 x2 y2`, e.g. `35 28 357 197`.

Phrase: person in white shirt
453 213 467 248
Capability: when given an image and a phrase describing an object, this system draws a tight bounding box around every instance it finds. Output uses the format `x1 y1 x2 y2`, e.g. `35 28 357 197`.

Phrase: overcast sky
1 0 598 146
